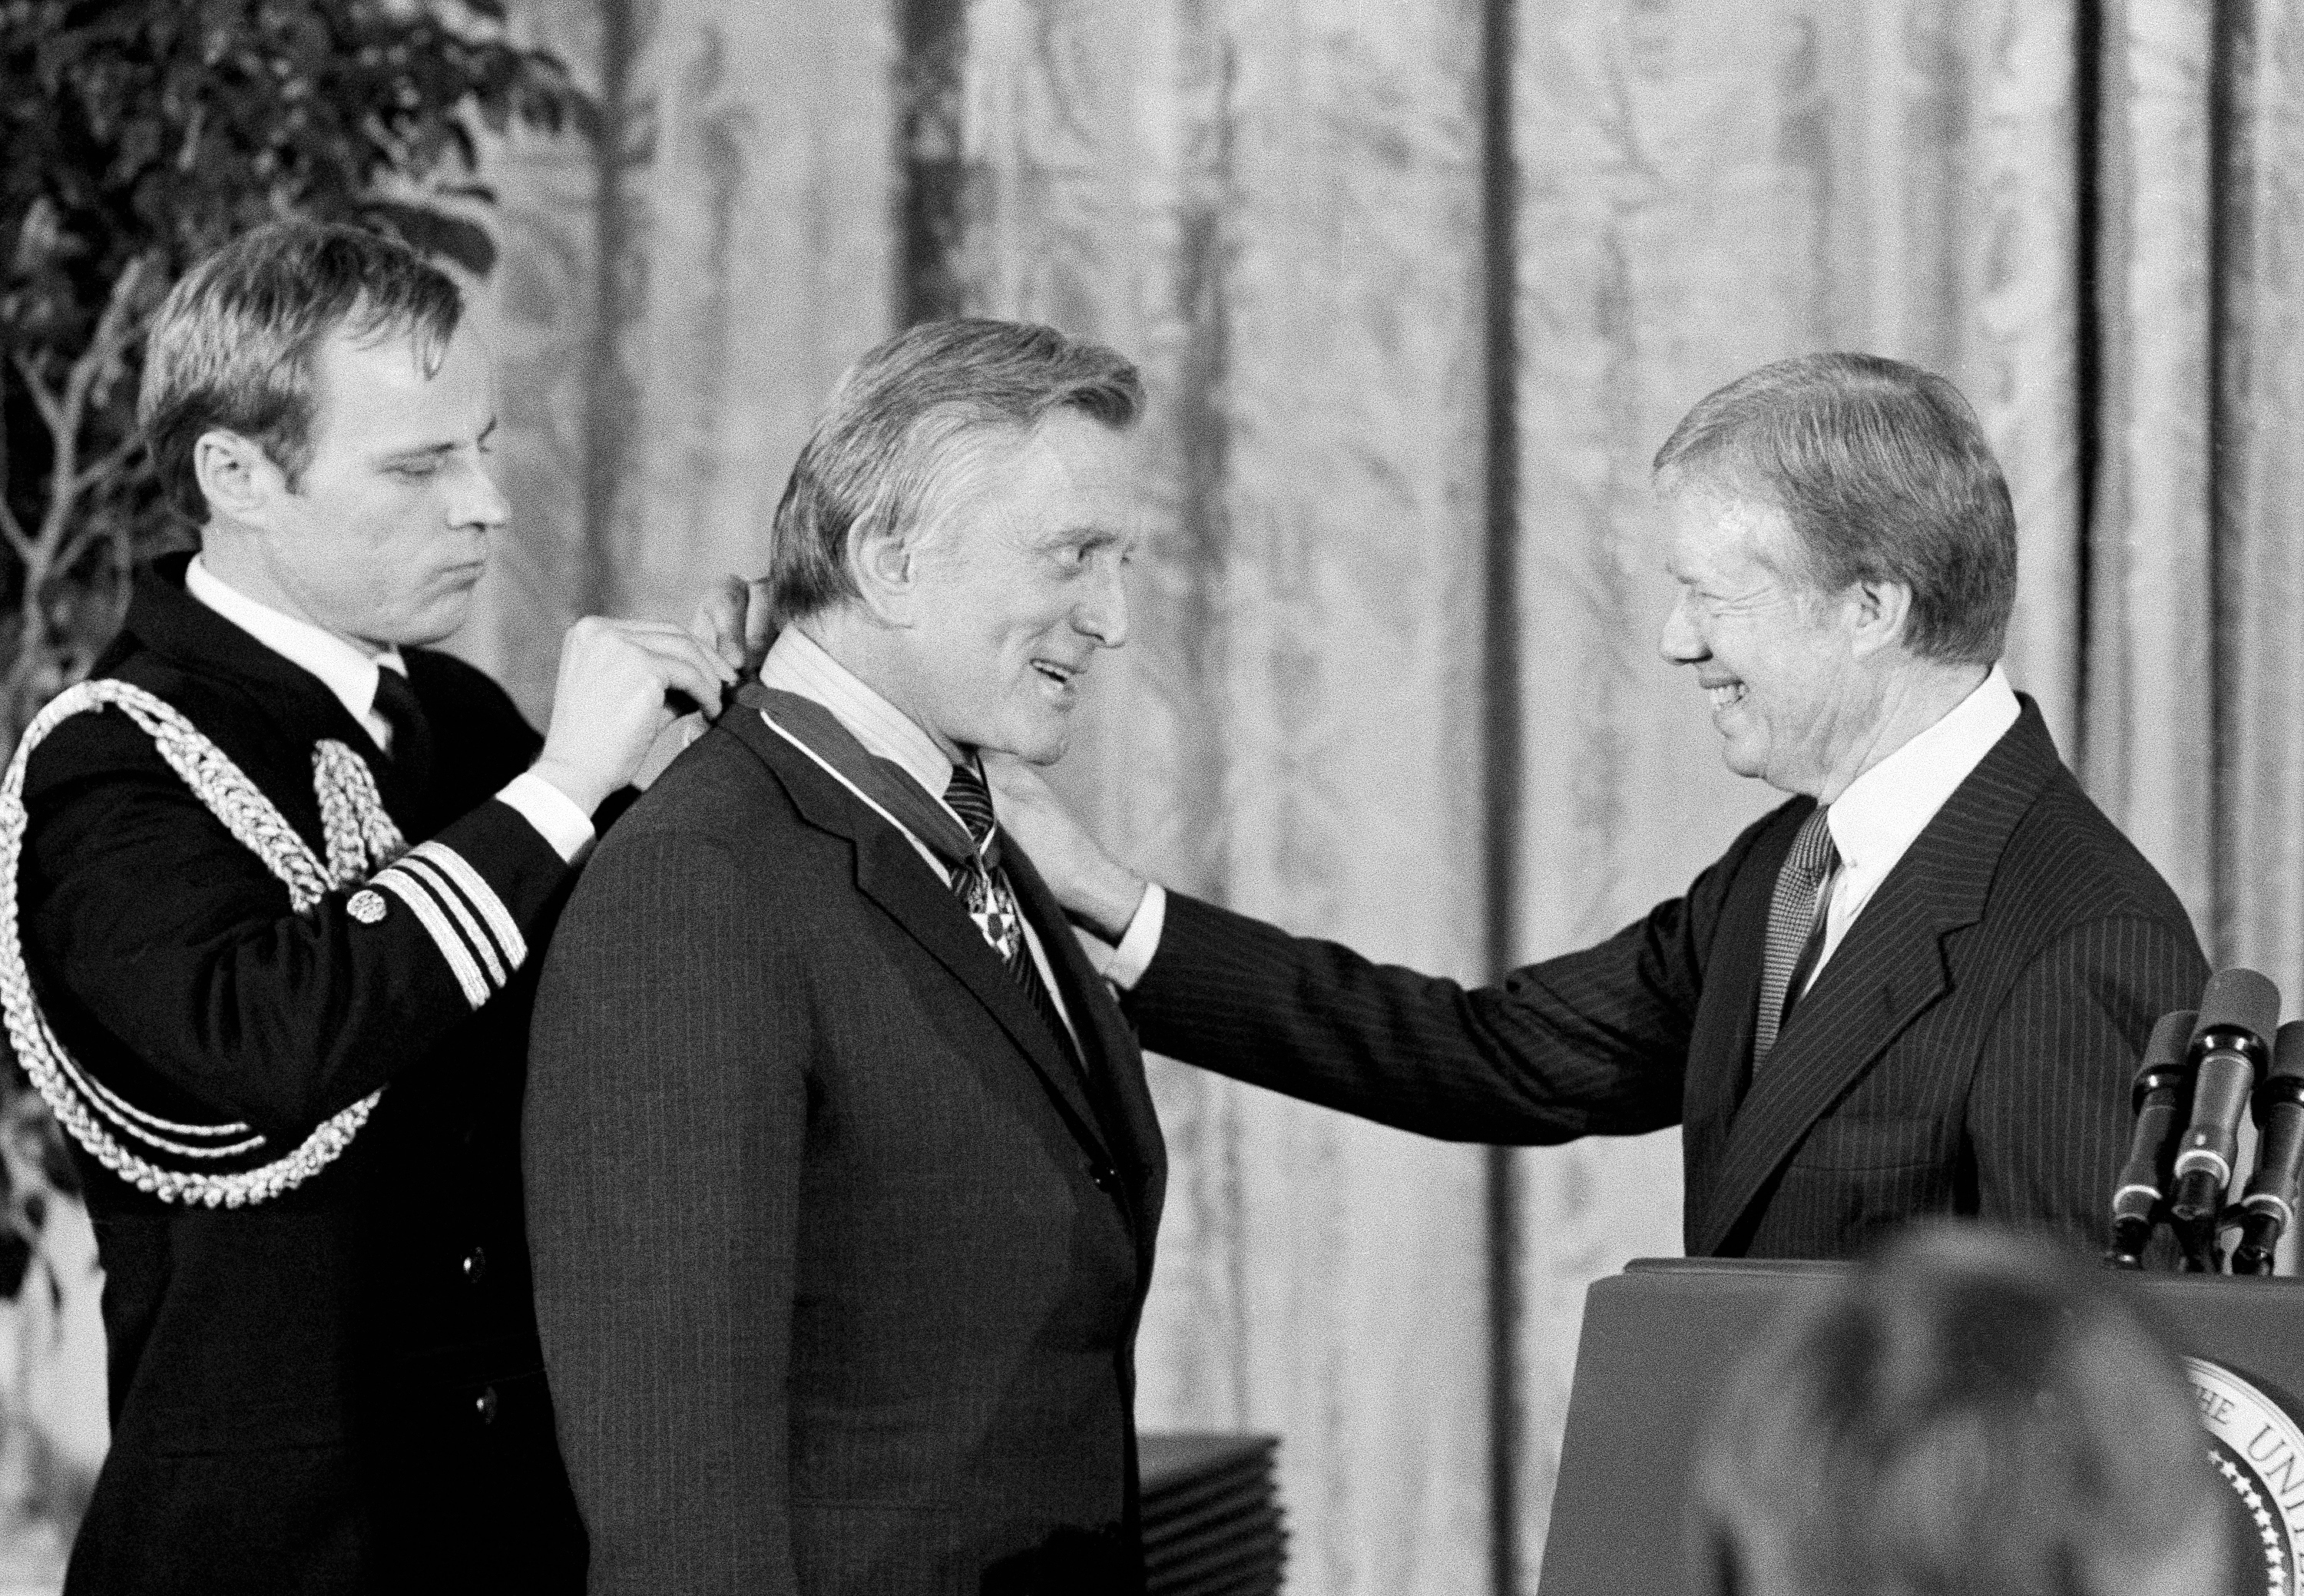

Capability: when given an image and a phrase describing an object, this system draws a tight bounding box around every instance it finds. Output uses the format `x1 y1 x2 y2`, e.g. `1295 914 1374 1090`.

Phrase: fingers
689 578 750 675
656 641 737 718
978 754 1143 935
742 577 776 673
687 574 777 677
609 620 738 717
536 618 745 812
982 752 1054 811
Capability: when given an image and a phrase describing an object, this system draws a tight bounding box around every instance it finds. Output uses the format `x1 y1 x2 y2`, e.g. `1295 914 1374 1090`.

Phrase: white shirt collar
184 555 406 746
756 628 1076 1042
757 627 962 804
1825 663 2022 878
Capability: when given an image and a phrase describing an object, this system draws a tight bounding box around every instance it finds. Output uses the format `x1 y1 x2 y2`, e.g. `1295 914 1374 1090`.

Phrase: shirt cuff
1101 882 1166 992
497 772 597 864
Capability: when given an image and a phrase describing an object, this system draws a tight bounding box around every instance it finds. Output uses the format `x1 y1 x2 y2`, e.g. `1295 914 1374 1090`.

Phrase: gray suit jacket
524 706 1165 1594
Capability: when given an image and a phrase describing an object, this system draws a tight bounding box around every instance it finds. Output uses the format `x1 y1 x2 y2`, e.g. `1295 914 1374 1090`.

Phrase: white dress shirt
184 555 594 863
757 627 1079 1043
1802 662 2021 989
1104 664 2024 995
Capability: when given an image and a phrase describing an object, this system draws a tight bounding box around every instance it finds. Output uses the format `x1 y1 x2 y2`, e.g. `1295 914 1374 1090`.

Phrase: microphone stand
2173 1211 2224 1274
2166 973 2280 1273
2228 1021 2304 1276
2104 1010 2198 1273
2231 1214 2279 1276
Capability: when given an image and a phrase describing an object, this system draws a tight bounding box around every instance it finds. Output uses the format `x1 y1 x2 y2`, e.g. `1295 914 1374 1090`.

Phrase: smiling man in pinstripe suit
997 351 2206 1260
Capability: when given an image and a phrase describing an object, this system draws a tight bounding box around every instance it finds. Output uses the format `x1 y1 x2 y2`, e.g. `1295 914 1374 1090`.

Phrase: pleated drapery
450 2 2304 1591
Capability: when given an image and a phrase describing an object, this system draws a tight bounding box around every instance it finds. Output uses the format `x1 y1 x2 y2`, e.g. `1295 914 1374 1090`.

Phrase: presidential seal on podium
2188 1357 2304 1596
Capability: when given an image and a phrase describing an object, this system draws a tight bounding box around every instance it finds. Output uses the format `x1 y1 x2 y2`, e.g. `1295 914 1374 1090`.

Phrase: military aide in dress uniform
0 223 753 1594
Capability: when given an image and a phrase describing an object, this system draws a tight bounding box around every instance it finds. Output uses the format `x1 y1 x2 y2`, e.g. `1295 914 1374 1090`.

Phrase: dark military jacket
15 554 586 1594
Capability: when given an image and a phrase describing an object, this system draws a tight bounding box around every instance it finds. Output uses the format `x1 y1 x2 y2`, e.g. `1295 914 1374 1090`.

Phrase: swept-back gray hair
140 221 464 525
767 317 1142 627
1654 353 2017 665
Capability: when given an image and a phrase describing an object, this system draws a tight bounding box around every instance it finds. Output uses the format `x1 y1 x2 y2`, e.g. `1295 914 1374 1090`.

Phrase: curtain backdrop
432 1 2303 1591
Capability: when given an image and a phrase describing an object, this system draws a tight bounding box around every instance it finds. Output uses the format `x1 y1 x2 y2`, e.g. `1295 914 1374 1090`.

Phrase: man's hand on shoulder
984 755 1147 942
531 618 737 815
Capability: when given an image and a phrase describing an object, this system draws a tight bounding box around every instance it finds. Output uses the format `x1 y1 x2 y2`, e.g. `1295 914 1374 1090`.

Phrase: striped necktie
1752 805 1838 1068
943 762 1084 1075
749 686 1087 1078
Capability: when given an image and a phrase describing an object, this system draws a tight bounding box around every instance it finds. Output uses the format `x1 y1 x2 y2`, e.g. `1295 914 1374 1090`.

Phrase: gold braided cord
314 740 403 875
0 680 399 1207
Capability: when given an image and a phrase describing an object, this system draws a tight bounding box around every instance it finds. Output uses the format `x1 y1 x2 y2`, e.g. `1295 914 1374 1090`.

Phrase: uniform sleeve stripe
398 855 508 989
411 840 527 970
374 873 491 1010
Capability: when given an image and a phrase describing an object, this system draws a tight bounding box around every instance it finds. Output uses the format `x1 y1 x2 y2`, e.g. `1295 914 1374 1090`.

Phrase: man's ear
192 429 288 527
847 509 921 626
1848 578 1914 659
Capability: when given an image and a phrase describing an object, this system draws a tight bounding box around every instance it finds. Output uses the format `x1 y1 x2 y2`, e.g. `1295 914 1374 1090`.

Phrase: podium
1536 1258 2304 1595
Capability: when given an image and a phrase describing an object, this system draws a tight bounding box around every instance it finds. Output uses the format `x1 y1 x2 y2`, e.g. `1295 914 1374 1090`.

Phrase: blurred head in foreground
1690 1225 2229 1596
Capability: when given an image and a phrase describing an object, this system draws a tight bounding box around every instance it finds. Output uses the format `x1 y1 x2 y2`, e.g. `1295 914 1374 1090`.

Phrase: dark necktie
1753 805 1838 1068
750 686 1088 1080
370 665 433 793
943 762 1084 1077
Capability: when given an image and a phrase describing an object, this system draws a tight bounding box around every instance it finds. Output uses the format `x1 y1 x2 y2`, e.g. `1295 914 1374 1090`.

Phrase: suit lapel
1677 806 1795 1234
1005 841 1166 1237
1690 869 1960 1254
1690 700 2062 1256
721 709 1120 1167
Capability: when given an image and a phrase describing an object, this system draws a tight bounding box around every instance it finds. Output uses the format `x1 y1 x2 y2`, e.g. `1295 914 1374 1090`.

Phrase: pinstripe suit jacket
1129 700 2206 1257
524 706 1165 1594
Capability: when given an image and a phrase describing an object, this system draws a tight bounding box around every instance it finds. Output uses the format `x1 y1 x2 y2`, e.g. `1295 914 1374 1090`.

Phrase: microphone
2169 970 2281 1243
2233 1020 2304 1275
2105 1008 2196 1269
